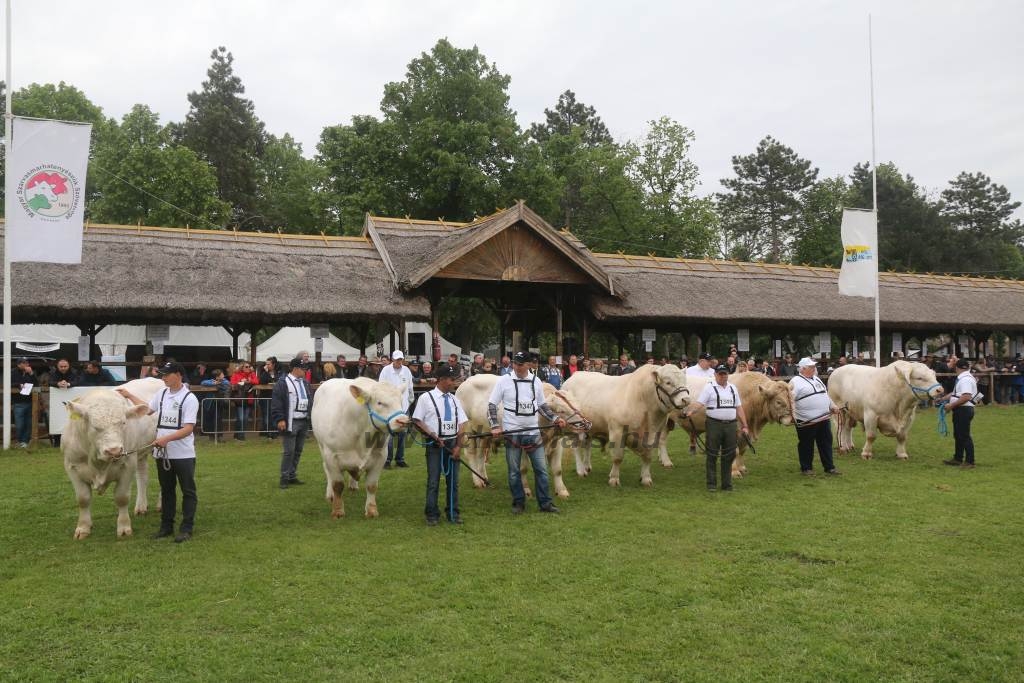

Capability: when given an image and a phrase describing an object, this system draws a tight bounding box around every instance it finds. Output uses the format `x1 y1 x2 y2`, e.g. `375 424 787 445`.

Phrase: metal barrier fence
199 396 277 442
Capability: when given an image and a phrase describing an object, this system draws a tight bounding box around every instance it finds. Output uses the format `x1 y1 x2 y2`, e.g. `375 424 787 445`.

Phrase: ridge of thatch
0 224 430 326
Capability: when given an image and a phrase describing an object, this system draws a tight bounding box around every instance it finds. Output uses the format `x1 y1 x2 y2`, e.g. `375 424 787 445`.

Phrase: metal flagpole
3 0 13 449
869 14 881 368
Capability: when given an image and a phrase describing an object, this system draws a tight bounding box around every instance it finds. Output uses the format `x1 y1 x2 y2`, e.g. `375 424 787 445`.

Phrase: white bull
61 378 164 539
827 360 944 460
311 377 410 519
561 364 690 488
668 372 795 477
454 374 585 499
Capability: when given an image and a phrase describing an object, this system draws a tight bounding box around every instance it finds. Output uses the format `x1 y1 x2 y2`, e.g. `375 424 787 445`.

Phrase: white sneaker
18 442 29 449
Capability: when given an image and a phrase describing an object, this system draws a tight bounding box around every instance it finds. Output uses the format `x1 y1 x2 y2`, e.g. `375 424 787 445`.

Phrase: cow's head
652 365 690 410
758 381 795 426
349 383 410 434
894 360 944 400
66 393 151 461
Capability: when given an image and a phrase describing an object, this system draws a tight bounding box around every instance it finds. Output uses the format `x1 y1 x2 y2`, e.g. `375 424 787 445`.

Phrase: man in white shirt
683 364 749 492
790 357 841 476
119 361 200 543
487 351 567 514
943 358 978 469
686 352 716 380
412 365 469 525
271 357 313 489
379 350 415 468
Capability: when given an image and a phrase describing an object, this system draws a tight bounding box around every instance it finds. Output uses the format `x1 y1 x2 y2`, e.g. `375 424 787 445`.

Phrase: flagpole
869 13 880 368
3 0 12 449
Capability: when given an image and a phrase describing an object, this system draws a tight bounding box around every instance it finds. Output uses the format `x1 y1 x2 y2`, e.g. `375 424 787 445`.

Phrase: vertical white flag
5 117 92 263
838 208 878 298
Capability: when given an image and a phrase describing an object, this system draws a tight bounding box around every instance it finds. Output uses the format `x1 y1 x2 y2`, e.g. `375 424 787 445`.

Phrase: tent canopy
254 327 360 362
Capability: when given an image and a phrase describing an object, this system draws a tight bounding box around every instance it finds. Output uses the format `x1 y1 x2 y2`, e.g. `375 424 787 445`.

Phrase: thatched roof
0 223 429 326
364 201 616 294
590 254 1024 332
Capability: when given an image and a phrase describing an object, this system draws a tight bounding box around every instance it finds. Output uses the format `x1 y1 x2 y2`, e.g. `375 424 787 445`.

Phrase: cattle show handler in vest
487 351 567 514
789 357 842 477
118 361 200 543
271 357 314 489
412 364 468 525
379 350 416 468
683 363 749 492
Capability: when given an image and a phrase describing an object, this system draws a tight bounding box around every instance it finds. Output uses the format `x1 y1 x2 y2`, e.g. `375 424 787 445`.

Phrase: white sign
146 324 170 341
152 340 165 355
310 324 329 339
77 335 90 362
818 332 831 354
852 340 859 357
737 329 750 352
892 332 902 355
314 337 324 353
641 328 656 343
958 335 970 353
774 339 782 358
838 208 878 298
645 340 653 352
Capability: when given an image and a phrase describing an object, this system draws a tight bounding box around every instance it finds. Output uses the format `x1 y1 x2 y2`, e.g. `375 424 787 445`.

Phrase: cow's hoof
860 453 873 460
557 489 570 499
576 469 588 478
134 506 148 516
474 480 486 489
640 478 653 488
661 462 674 469
73 527 91 540
331 510 345 519
608 477 620 487
348 482 360 491
732 471 744 479
118 527 133 538
896 454 909 460
523 488 533 498
365 505 379 518
586 466 592 473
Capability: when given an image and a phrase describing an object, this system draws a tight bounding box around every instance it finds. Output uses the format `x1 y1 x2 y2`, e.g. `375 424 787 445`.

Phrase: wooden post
582 316 590 360
555 306 563 359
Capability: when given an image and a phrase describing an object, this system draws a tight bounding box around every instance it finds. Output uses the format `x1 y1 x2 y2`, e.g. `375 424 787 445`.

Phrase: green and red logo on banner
16 165 83 220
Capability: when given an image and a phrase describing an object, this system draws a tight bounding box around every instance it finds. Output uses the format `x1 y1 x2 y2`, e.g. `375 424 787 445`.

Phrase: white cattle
561 364 690 487
311 377 410 518
61 377 164 539
827 360 944 460
454 374 585 498
668 372 795 477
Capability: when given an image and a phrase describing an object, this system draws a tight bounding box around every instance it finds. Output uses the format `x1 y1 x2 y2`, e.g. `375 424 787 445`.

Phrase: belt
706 416 736 423
293 415 308 420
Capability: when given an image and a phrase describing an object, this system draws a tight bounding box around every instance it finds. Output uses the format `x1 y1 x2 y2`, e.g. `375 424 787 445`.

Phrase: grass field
1 405 1023 682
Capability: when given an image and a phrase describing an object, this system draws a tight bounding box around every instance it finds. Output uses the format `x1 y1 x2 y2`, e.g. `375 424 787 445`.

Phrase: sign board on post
152 341 165 355
310 324 329 339
892 332 902 356
314 337 324 353
645 340 653 353
852 340 859 357
77 336 90 362
641 328 656 343
146 324 170 341
774 339 782 359
737 329 750 352
818 332 831 355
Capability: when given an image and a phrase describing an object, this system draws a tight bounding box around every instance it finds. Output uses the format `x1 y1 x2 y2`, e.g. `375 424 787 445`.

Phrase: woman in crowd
230 361 259 441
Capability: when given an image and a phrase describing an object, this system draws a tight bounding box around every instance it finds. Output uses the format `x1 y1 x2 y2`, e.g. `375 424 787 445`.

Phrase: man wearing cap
487 351 567 514
943 358 979 469
379 350 415 468
412 364 469 525
271 358 314 488
790 358 842 476
683 364 749 491
119 362 200 542
686 353 716 380
11 357 37 448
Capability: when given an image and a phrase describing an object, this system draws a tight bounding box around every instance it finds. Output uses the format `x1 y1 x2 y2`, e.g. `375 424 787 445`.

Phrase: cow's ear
758 384 767 395
349 385 367 404
66 400 89 421
125 404 150 419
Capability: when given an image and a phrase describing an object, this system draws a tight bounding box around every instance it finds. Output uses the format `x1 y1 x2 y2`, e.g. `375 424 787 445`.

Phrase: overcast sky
6 1 1022 217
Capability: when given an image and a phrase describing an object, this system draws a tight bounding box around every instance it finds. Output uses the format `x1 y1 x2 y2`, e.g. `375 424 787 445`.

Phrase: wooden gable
434 224 591 285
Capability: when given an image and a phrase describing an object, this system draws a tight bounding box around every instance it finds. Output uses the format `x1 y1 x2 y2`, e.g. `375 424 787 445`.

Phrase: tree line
2 39 1021 277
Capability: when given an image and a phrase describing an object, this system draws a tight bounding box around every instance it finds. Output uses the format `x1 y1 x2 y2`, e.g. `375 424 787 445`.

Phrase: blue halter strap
366 404 406 435
905 377 941 400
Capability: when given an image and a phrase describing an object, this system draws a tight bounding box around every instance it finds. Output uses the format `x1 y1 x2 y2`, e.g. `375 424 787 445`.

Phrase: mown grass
1 405 1022 682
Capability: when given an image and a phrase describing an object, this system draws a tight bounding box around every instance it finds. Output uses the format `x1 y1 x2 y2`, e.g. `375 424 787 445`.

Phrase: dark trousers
280 418 309 482
952 406 975 464
425 441 460 521
156 457 197 533
12 402 32 443
386 431 407 465
705 418 737 490
796 420 835 472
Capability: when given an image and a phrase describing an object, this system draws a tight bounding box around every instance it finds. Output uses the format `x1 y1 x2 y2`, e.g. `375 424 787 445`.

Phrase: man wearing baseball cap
790 357 841 476
119 361 200 542
271 358 314 488
683 364 749 492
379 350 415 468
11 357 36 448
487 351 567 514
412 364 468 525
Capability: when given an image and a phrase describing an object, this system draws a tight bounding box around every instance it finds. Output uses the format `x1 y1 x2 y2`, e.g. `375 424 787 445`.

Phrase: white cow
827 360 944 460
454 374 585 498
668 372 795 477
311 377 410 519
561 364 690 487
61 378 164 539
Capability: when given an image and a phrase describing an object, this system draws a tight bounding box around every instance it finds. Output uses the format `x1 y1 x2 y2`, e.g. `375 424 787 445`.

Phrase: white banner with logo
838 208 878 298
5 117 92 263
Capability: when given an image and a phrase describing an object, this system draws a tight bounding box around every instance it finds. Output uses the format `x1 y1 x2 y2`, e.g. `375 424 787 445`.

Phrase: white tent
253 327 360 362
364 322 466 361
8 324 250 356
